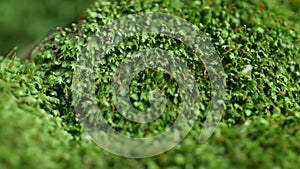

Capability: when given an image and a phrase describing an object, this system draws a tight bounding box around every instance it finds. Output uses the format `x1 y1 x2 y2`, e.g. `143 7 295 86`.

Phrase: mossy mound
1 0 299 168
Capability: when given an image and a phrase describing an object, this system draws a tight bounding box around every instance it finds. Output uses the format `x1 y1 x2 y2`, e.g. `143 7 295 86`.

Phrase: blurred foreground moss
1 0 300 168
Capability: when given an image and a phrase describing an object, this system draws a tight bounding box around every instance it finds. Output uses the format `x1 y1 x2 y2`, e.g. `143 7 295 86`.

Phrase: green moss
0 56 70 169
1 0 299 168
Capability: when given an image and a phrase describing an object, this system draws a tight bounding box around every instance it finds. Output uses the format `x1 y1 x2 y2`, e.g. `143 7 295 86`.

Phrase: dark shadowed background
0 0 94 56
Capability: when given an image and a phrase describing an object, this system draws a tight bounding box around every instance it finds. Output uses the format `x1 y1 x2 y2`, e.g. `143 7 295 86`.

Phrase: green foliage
0 0 299 168
0 56 70 169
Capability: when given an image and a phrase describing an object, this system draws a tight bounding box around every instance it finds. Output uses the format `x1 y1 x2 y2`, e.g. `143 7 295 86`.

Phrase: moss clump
0 56 71 168
1 0 300 168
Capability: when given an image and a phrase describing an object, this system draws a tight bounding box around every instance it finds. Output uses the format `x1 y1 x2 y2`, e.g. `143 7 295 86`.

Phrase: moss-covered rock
1 0 299 168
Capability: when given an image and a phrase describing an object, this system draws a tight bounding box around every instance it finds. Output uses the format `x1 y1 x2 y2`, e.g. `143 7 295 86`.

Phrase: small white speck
245 120 250 126
220 39 225 44
282 43 293 49
241 64 253 74
84 134 92 141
